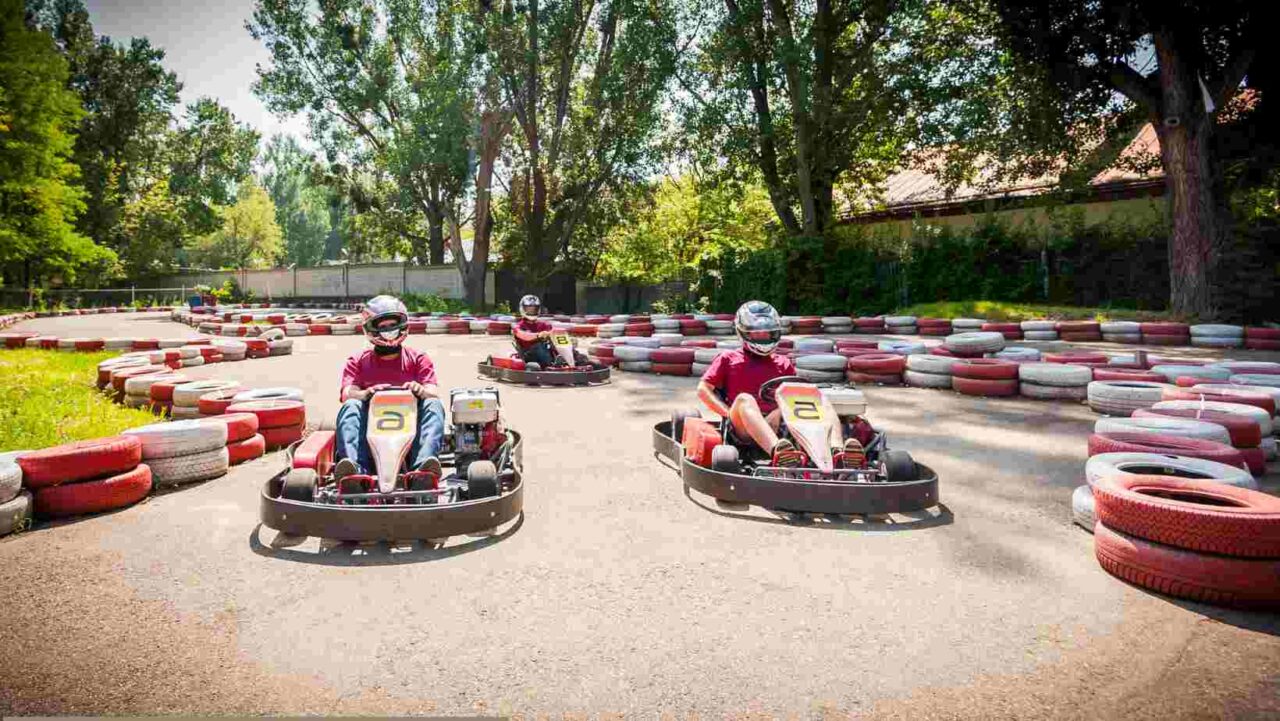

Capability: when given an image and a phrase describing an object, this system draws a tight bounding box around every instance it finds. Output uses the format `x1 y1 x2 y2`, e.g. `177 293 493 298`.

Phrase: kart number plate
369 394 417 436
552 333 571 346
779 385 827 424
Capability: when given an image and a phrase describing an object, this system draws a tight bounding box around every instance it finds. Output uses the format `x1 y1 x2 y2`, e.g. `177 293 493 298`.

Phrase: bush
400 291 471 314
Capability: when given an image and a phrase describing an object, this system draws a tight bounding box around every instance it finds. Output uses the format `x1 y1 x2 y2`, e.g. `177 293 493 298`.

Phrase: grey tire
1071 485 1095 532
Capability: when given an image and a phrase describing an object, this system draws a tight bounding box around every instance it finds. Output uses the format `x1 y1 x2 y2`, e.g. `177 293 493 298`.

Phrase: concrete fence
154 263 495 304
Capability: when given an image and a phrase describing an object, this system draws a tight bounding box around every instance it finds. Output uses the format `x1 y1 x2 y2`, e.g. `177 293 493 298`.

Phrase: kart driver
334 295 445 482
696 300 865 468
512 294 557 367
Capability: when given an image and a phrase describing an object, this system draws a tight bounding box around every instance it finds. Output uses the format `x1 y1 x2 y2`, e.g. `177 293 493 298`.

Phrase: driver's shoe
334 457 361 480
416 456 443 481
840 438 867 469
771 439 805 468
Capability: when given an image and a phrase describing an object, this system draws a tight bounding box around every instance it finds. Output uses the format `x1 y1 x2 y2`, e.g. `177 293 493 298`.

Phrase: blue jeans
520 341 556 366
335 397 445 473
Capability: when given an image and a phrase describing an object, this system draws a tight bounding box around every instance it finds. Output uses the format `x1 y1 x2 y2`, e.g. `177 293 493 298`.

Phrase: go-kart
260 386 523 542
478 330 610 386
654 376 938 515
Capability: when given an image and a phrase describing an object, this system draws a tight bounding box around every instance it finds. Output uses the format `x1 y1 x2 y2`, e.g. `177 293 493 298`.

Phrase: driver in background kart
697 300 866 468
334 295 445 483
512 294 558 367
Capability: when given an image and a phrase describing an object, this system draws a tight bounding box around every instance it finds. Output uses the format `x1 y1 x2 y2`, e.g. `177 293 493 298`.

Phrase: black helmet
734 300 782 355
519 294 541 320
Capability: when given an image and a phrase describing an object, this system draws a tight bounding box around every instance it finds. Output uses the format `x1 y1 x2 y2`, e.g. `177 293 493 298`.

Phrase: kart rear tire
882 449 916 483
671 408 702 443
710 444 741 473
281 468 316 502
467 460 499 499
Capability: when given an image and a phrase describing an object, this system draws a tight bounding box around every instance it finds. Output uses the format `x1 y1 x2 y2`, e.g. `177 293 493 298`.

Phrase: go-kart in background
0 309 1277 717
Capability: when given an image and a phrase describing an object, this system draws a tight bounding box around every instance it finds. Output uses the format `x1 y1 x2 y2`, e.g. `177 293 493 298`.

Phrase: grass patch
0 349 156 451
894 301 1181 323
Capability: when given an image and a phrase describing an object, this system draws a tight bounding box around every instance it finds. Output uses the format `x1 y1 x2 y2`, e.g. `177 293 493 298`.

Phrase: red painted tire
919 327 950 336
679 320 708 332
847 353 906 374
225 399 306 429
148 377 190 402
652 363 693 376
39 337 58 349
951 358 1019 380
680 339 716 348
1044 351 1108 365
309 324 332 335
1245 338 1280 351
244 338 268 351
260 423 304 449
198 412 260 443
980 323 1021 340
1140 322 1191 336
447 321 470 333
1093 474 1280 557
1093 368 1166 383
1056 321 1100 332
1160 388 1275 415
592 346 615 359
131 338 160 351
1246 327 1280 340
929 347 956 357
1240 447 1266 475
952 376 1018 396
651 348 696 364
75 339 105 351
1144 334 1190 346
1087 433 1246 468
570 325 598 337
623 323 655 336
487 322 511 335
845 371 902 385
227 434 266 465
33 464 152 518
1132 409 1262 448
1093 523 1280 609
18 436 143 488
1060 332 1103 342
852 317 884 328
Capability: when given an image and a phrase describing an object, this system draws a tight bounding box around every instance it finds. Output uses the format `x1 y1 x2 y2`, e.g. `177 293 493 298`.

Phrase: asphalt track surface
1 312 1278 719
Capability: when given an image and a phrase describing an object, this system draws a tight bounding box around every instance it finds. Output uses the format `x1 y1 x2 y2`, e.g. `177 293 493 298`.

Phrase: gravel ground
1 312 1277 719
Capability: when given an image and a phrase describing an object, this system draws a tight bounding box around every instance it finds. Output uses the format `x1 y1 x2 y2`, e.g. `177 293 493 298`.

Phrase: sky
84 0 310 142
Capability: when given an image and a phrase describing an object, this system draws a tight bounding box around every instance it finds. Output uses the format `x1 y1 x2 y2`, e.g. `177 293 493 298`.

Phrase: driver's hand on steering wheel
406 381 434 400
538 330 552 340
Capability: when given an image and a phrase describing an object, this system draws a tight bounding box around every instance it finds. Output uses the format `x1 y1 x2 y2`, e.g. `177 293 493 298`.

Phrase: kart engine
450 388 504 461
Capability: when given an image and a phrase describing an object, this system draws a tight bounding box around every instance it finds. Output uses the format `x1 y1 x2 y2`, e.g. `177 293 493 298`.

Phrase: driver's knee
337 397 364 420
417 397 445 415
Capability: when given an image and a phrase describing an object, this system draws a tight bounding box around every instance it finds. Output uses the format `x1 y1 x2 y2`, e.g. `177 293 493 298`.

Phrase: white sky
84 0 310 143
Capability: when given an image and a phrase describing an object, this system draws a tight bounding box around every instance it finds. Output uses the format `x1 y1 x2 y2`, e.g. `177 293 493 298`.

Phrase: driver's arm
342 384 370 402
512 324 540 344
697 380 731 417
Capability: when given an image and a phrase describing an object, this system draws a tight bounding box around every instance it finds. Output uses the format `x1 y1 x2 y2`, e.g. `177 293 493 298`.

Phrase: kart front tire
525 362 542 372
282 468 316 502
466 460 498 499
882 449 916 483
711 444 741 473
670 408 702 444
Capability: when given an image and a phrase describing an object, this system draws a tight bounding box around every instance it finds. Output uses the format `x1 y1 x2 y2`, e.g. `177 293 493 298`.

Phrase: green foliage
190 182 283 269
115 181 184 277
260 134 332 266
399 291 470 315
0 349 156 450
894 301 1177 323
0 0 116 286
167 98 260 238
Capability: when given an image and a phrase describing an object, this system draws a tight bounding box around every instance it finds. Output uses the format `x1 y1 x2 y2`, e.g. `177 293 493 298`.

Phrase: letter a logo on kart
375 409 406 432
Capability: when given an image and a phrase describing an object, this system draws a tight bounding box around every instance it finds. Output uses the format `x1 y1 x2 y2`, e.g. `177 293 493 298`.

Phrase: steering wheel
757 375 806 406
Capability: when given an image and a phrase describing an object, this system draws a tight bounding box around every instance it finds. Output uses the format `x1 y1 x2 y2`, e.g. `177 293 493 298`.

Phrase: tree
988 0 1262 317
251 0 501 306
190 182 283 269
260 134 331 266
485 0 679 286
167 97 260 238
678 0 1006 238
1 0 115 286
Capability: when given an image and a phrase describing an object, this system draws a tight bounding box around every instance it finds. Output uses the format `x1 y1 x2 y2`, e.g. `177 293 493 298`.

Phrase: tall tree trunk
428 217 445 265
1154 30 1220 319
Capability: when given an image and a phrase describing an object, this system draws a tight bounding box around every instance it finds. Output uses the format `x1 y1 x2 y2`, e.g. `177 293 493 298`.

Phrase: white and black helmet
735 300 783 356
360 295 409 348
519 294 541 320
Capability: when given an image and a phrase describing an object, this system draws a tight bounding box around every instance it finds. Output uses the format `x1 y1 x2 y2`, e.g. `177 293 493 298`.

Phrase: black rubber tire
711 444 741 473
282 468 316 502
466 460 498 499
882 449 916 483
670 408 702 444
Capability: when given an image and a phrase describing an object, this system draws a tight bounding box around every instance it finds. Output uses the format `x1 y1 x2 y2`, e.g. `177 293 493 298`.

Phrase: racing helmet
361 294 409 348
734 300 783 356
519 294 542 320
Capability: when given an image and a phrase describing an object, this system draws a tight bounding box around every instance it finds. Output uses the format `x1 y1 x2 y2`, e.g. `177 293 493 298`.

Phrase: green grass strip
0 349 156 451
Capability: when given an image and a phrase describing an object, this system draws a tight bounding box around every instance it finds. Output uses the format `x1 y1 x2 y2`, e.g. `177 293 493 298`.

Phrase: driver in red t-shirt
697 301 863 468
511 294 557 367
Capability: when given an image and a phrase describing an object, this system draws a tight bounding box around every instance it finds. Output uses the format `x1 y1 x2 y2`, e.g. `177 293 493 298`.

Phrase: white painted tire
821 316 851 325
174 346 201 359
795 338 835 353
693 348 724 363
906 354 959 374
823 324 854 335
904 370 953 389
1099 321 1141 334
147 446 230 485
884 316 917 327
103 337 134 350
621 337 662 348
0 459 21 505
944 332 1005 352
797 368 846 383
285 324 309 336
653 333 685 347
652 319 680 331
1149 400 1273 436
716 340 742 349
1084 452 1256 490
951 318 985 330
1103 333 1143 344
796 353 849 372
1094 416 1231 445
1150 364 1231 382
1071 485 1095 532
0 491 33 537
259 328 286 342
1019 363 1091 387
1191 337 1244 349
158 338 189 349
1209 361 1280 374
124 419 228 459
619 361 652 373
232 387 305 402
706 320 733 330
1230 374 1280 389
995 347 1041 362
1086 381 1173 414
1022 331 1059 341
1189 324 1244 338
170 405 203 420
691 362 710 376
1020 382 1087 401
1020 320 1056 331
173 380 242 407
1190 383 1280 408
613 345 654 362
